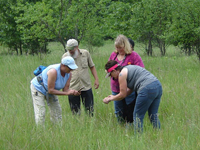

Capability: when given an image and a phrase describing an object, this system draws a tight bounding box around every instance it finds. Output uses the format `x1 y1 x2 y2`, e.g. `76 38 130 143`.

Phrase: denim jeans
68 88 94 116
134 80 162 133
112 91 136 123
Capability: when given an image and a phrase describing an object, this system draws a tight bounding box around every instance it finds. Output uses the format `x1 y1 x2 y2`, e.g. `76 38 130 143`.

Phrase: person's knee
35 111 45 125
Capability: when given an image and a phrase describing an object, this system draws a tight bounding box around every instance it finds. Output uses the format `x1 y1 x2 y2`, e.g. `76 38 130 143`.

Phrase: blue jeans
134 80 162 132
112 91 136 123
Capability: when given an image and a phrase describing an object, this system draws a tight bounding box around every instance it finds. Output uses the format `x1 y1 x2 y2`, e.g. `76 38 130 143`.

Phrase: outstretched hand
74 90 81 96
69 90 80 96
103 95 113 104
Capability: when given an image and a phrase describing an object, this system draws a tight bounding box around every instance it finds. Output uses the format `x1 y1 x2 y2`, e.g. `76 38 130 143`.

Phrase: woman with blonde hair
114 34 132 54
108 34 144 124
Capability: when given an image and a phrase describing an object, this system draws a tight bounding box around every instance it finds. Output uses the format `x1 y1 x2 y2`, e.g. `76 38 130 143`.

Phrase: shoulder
122 67 128 72
80 49 89 53
80 49 90 56
124 65 136 70
47 66 58 77
110 51 117 56
48 64 60 69
119 68 128 78
109 52 117 59
128 51 143 60
47 64 60 73
62 52 70 58
130 51 140 56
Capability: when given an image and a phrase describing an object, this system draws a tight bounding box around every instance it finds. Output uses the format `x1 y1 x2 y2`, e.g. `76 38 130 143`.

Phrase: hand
94 80 99 89
68 90 80 96
73 90 81 96
103 95 112 104
103 97 110 104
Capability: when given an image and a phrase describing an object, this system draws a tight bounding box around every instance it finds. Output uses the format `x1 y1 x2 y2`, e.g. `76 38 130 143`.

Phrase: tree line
0 0 200 59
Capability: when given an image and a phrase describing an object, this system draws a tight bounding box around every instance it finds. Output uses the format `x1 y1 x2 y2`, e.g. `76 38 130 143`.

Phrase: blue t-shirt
31 64 70 95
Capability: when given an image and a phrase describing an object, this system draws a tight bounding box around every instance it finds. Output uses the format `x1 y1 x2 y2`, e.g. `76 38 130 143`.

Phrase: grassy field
0 41 200 150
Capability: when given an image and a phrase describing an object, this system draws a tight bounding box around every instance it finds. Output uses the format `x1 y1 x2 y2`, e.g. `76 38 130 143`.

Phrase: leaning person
108 34 144 124
103 60 162 133
30 56 80 126
62 39 99 116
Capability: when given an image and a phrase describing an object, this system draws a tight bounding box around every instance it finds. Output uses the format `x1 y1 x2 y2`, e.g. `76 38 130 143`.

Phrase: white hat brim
105 72 111 78
68 64 78 70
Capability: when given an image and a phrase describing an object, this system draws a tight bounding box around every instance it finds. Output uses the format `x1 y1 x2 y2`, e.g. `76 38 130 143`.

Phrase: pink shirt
109 51 145 93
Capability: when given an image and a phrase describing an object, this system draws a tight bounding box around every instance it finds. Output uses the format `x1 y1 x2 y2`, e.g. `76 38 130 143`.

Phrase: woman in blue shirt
30 56 80 126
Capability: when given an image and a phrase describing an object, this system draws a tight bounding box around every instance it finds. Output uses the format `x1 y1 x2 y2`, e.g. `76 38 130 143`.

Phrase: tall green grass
0 41 200 150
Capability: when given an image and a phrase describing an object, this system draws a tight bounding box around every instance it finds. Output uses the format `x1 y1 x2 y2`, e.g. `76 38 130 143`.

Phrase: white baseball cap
61 56 78 70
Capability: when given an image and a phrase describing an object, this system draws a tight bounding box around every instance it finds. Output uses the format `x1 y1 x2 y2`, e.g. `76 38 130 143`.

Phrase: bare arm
127 88 133 96
90 66 99 89
62 73 79 95
103 68 128 104
47 69 79 96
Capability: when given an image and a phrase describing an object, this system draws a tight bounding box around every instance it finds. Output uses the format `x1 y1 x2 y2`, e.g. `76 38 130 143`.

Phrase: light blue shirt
31 64 70 95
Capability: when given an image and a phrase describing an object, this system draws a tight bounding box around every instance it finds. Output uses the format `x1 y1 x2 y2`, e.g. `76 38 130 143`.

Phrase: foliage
14 0 113 53
167 0 200 58
131 0 173 56
101 1 133 38
0 0 22 54
0 42 200 149
15 0 64 54
1 0 200 59
64 0 108 51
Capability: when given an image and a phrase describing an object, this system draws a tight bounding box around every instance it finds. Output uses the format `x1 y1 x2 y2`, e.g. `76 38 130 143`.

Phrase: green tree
0 0 23 55
15 0 113 53
101 1 133 39
167 0 200 59
0 0 43 55
64 0 108 52
15 0 67 54
131 0 173 56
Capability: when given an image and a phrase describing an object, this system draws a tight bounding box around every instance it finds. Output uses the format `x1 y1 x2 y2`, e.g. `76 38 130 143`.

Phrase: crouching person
30 56 80 126
103 60 162 133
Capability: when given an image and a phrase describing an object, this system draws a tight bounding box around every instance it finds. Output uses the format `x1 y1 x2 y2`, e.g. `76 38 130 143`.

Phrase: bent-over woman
103 60 162 132
30 56 80 126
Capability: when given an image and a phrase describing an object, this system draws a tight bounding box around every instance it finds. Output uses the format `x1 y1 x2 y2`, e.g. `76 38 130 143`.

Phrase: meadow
0 41 200 150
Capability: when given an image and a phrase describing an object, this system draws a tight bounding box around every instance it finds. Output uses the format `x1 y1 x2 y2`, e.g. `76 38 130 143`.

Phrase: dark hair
105 60 123 71
128 38 135 49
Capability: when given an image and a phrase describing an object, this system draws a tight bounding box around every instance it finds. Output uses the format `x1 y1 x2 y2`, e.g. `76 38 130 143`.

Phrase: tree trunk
161 41 166 56
148 38 153 56
15 46 18 55
196 37 200 61
20 42 22 55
